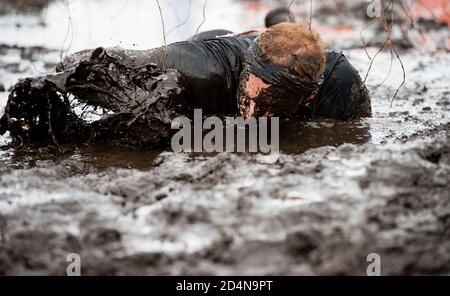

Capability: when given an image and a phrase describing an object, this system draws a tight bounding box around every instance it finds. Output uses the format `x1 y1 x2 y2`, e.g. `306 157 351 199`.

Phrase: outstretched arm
1 47 187 148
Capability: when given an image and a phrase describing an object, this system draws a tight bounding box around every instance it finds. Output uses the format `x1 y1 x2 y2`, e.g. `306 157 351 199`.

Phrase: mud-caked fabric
191 29 233 41
310 51 372 120
148 36 255 115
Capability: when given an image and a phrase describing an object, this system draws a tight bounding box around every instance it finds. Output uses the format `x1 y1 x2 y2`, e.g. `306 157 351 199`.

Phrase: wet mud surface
0 0 450 275
1 47 187 148
1 126 449 275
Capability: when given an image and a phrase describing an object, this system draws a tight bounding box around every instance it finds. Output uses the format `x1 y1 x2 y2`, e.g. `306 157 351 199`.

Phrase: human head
265 7 296 28
238 22 326 118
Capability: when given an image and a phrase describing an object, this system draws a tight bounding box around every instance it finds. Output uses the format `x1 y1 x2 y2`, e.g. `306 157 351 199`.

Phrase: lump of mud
0 47 188 148
0 131 450 275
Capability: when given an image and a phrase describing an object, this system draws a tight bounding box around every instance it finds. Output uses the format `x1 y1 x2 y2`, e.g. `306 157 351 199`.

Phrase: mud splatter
0 127 449 275
0 47 188 148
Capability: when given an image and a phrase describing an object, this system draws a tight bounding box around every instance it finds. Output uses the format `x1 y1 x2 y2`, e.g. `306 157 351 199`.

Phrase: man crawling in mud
0 10 371 148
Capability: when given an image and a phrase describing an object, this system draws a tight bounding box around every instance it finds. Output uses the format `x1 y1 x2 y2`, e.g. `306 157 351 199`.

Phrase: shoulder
323 50 362 84
191 29 234 41
314 51 372 119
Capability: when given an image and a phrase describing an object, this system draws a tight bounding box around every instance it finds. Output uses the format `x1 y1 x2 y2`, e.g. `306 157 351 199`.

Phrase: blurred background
0 0 448 52
0 0 270 52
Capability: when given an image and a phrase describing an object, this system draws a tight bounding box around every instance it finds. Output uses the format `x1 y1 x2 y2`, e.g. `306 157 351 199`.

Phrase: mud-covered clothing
147 36 254 115
305 51 372 120
191 29 234 41
148 34 371 119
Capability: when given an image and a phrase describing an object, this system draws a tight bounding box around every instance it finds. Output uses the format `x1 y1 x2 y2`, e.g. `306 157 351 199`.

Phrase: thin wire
362 0 394 84
360 18 377 60
390 1 406 106
371 48 393 88
360 0 406 105
309 0 313 29
59 0 74 60
194 0 209 37
155 0 168 66
167 0 192 37
287 0 296 22
287 0 312 28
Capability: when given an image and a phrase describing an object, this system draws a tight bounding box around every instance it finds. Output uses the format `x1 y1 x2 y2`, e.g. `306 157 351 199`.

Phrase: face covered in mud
238 23 325 118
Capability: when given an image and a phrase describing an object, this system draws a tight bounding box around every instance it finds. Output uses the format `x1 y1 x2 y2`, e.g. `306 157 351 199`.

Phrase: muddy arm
56 46 166 73
1 47 187 148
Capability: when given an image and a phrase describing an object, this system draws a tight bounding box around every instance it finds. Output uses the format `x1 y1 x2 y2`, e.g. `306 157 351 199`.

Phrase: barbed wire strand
309 0 313 29
360 0 407 105
194 0 209 37
359 18 377 60
155 0 168 67
287 0 296 22
361 0 394 84
167 0 193 37
59 0 74 60
287 0 313 29
389 1 406 106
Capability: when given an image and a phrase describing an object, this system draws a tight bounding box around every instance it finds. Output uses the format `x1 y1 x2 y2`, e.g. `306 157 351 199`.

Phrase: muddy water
1 0 450 275
0 119 372 172
2 46 449 169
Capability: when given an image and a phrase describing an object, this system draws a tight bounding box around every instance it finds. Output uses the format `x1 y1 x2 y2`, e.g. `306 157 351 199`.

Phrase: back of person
176 27 371 120
186 6 372 120
147 35 254 115
309 51 372 120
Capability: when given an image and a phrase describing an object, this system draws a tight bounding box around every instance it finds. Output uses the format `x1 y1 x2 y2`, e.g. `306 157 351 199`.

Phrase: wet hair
258 23 326 81
265 7 295 28
238 42 321 117
238 23 326 117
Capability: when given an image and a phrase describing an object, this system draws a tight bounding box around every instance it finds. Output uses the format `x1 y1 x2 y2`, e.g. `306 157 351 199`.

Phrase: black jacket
147 35 254 115
148 34 371 119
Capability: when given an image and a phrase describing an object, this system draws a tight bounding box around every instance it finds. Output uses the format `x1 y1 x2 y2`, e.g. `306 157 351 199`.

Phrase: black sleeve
153 37 253 115
311 51 372 120
191 29 234 41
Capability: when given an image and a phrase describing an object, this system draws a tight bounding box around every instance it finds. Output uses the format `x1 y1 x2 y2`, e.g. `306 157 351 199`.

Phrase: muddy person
191 8 371 119
0 15 371 148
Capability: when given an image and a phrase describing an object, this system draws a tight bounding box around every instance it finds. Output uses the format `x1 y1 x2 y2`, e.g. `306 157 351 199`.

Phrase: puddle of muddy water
0 118 372 171
1 144 165 172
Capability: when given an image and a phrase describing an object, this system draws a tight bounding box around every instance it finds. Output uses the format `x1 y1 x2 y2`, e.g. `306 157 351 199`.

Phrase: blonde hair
258 22 326 81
